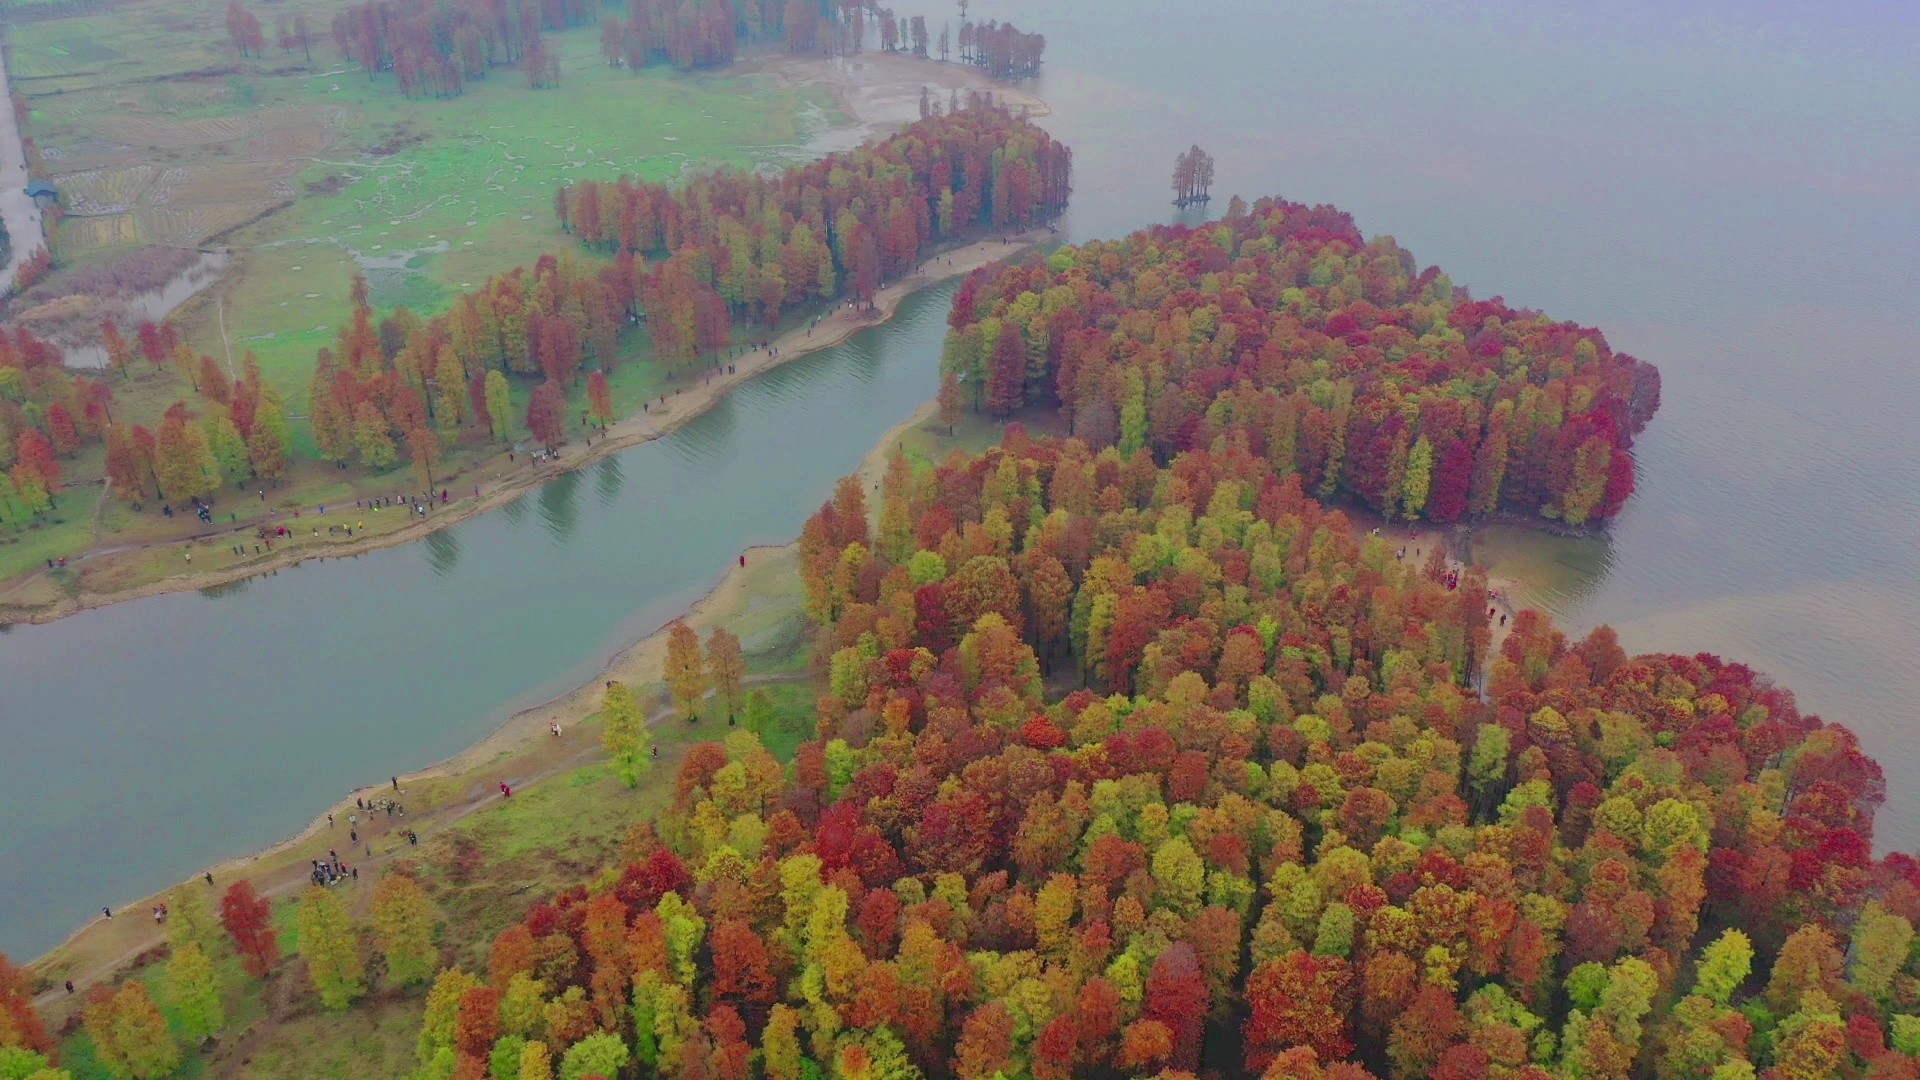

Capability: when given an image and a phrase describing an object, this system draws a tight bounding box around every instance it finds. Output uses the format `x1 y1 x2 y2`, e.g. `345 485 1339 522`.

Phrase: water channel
3 0 1919 957
0 285 958 957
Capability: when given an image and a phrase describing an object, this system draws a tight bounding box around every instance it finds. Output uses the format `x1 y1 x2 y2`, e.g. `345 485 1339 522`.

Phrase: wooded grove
940 196 1661 527
294 99 1067 480
0 327 112 531
300 404 1908 1080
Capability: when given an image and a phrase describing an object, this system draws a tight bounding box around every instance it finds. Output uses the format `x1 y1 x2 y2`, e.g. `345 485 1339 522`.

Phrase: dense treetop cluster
556 99 1070 353
296 102 1066 483
954 19 1045 80
323 403 1907 1080
941 197 1661 526
0 327 111 530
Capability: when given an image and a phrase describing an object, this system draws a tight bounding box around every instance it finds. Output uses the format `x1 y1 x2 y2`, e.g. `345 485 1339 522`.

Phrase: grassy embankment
0 0 834 591
28 398 1029 1079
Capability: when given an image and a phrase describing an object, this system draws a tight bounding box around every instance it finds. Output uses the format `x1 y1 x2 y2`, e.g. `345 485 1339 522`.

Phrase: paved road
0 35 47 293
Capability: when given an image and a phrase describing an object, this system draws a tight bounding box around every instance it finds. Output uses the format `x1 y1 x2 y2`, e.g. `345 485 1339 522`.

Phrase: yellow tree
84 982 179 1080
165 884 222 959
519 1040 554 1080
601 681 653 788
372 872 440 987
167 942 226 1043
296 885 365 1010
665 620 709 721
706 628 747 722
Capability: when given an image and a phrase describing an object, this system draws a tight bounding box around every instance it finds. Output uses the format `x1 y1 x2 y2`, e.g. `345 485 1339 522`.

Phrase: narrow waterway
0 284 959 957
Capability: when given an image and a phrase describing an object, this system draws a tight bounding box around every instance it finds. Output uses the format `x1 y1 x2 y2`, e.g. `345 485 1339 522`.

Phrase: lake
4 0 1918 957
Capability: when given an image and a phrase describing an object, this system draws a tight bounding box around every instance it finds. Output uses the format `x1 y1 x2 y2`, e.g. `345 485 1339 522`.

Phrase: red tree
221 880 281 978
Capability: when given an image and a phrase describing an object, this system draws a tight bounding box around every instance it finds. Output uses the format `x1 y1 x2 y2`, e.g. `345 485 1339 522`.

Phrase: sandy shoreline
28 395 936 998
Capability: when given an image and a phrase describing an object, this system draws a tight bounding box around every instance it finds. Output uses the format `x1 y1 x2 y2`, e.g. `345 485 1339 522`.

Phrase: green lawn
12 0 837 440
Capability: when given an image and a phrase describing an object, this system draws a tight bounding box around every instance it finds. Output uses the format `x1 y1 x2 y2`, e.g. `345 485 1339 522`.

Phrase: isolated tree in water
297 885 365 1010
706 627 746 720
665 620 709 720
220 880 280 978
167 942 226 1043
601 680 653 788
372 872 439 987
84 982 179 1079
1171 144 1216 207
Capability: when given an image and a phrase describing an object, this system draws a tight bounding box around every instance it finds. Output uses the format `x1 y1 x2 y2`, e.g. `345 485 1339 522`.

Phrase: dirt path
0 36 48 293
0 231 1049 624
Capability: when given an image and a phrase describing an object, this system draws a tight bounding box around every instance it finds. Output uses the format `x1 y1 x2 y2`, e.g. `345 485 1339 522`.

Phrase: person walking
102 906 112 919
204 871 214 887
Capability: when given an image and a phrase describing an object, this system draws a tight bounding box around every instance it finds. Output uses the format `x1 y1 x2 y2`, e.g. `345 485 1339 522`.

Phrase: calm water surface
985 0 1920 840
6 0 1920 955
0 287 959 956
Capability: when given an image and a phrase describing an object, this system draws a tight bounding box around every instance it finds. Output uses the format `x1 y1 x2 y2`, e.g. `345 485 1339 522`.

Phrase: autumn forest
939 198 1660 528
4 10 1904 1080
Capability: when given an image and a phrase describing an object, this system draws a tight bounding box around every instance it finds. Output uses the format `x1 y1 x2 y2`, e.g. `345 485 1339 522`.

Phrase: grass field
0 0 851 587
13 4 833 413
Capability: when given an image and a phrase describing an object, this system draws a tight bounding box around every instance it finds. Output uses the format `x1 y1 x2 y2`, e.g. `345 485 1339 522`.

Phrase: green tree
296 885 365 1010
490 1034 527 1080
166 942 225 1043
1849 902 1914 1003
1401 435 1433 518
165 885 221 959
205 410 251 486
1118 368 1148 456
558 1031 628 1080
601 681 652 788
485 371 514 441
741 689 776 742
371 872 439 987
1694 928 1753 1006
1467 724 1510 806
0 1046 68 1080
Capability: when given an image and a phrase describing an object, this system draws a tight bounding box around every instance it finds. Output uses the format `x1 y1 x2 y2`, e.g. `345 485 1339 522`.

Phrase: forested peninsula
941 198 1661 527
